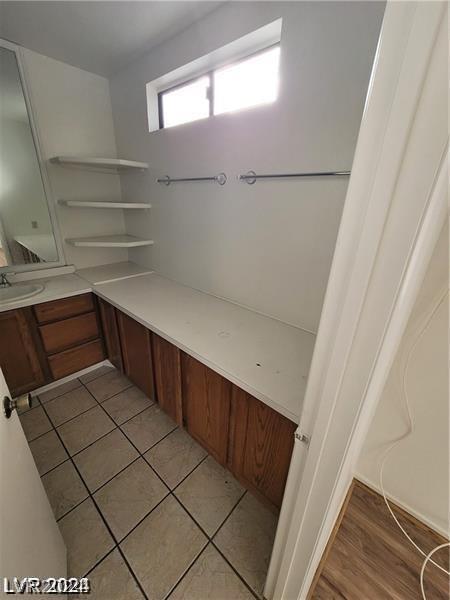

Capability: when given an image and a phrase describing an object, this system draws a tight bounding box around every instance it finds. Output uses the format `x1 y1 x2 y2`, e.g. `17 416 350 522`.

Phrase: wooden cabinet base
228 386 296 509
0 308 47 396
182 353 231 465
48 339 104 380
117 310 155 399
98 298 123 371
152 333 182 425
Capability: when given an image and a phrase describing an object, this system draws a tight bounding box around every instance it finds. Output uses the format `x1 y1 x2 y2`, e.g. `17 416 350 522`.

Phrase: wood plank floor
309 480 449 599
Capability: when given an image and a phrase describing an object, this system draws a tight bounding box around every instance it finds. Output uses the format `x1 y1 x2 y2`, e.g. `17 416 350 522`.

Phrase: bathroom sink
0 283 45 304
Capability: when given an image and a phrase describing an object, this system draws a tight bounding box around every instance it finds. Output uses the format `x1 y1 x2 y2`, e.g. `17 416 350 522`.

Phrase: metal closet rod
156 169 351 186
238 170 351 184
157 173 227 186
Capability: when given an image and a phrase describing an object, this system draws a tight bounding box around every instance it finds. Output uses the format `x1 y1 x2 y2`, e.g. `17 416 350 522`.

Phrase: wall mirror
0 41 62 270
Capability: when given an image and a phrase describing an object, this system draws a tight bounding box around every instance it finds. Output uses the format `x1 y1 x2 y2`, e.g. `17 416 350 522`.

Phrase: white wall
21 49 127 268
110 1 384 332
356 224 449 535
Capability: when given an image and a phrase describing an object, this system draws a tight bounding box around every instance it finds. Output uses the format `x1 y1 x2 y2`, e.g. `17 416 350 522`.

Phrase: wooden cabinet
34 293 94 324
0 293 106 394
116 310 155 399
152 333 182 425
48 339 104 380
35 293 105 380
181 353 232 465
0 308 47 396
228 386 296 509
39 312 99 354
98 298 123 371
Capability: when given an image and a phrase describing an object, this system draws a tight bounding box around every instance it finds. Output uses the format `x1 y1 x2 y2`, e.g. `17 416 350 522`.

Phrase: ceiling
0 1 224 77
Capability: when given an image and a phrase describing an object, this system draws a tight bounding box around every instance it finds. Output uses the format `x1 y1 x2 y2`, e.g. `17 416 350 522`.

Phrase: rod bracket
295 431 310 445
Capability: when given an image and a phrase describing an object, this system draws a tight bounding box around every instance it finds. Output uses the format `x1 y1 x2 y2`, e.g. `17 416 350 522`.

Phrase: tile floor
21 365 278 600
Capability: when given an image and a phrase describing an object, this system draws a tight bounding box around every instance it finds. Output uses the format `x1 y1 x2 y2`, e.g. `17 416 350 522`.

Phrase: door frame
265 2 448 598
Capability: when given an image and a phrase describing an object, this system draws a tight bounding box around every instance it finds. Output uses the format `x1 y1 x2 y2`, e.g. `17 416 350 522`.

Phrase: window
158 45 280 129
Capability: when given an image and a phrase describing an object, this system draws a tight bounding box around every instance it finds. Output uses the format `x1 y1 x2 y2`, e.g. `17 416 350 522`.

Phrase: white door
0 369 66 597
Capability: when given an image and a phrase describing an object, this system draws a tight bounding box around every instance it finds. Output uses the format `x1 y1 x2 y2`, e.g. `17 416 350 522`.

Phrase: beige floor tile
57 405 116 455
75 549 145 599
121 495 207 600
41 460 88 520
144 429 208 489
175 456 244 536
102 386 154 425
94 458 169 540
38 378 82 403
170 544 253 600
74 429 139 492
85 370 132 402
214 493 278 596
45 387 97 427
29 430 68 475
79 365 115 384
122 405 177 453
59 498 114 577
19 406 52 441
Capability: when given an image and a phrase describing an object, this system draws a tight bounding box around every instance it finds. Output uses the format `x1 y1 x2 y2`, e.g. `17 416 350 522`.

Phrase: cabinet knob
3 394 32 419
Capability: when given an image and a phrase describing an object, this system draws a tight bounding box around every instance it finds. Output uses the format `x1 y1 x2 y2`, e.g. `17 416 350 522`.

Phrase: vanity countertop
95 273 315 422
1 263 315 422
0 273 91 313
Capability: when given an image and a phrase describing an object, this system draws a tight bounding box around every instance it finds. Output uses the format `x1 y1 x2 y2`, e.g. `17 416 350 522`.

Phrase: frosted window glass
213 46 280 116
161 76 210 128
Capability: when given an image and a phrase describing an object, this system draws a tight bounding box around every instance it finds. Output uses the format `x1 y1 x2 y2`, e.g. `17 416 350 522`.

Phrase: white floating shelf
66 235 154 248
50 156 149 171
59 199 151 209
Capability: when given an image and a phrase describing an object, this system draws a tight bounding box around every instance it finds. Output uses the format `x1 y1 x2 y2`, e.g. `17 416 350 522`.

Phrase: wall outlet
31 221 38 229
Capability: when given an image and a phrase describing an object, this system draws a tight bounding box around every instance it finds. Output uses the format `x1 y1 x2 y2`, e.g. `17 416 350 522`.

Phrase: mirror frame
0 38 66 273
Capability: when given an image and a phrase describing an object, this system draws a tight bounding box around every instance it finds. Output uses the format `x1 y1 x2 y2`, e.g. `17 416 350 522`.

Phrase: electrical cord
420 542 450 599
377 289 450 596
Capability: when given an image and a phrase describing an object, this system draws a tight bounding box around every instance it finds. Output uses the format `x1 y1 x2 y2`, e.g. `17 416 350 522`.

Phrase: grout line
210 539 261 600
33 372 265 600
162 539 210 600
160 453 210 492
82 381 134 405
25 426 53 444
37 379 83 404
168 493 259 599
38 398 150 600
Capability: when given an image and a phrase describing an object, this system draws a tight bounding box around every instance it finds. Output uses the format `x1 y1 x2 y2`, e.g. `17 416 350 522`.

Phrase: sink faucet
0 273 11 288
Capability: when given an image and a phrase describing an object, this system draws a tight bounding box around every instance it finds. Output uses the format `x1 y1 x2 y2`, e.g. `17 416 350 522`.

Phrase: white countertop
95 273 315 422
0 273 91 312
0 263 315 422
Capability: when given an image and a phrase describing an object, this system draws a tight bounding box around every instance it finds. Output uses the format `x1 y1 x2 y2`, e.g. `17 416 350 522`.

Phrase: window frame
157 42 280 130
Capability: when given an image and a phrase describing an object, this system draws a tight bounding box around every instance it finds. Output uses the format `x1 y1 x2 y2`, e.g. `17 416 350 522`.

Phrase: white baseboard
30 359 114 397
354 473 448 539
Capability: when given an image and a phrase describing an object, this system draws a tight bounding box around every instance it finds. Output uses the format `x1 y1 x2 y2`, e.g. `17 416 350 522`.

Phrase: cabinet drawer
48 339 104 380
34 293 94 324
40 312 99 354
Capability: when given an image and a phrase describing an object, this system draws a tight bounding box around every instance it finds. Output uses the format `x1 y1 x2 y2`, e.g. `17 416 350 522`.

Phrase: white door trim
266 2 448 598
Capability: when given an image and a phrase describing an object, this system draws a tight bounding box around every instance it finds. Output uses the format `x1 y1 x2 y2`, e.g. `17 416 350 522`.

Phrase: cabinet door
181 353 231 465
116 310 155 399
152 333 182 425
0 308 47 396
229 386 296 509
98 299 123 371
